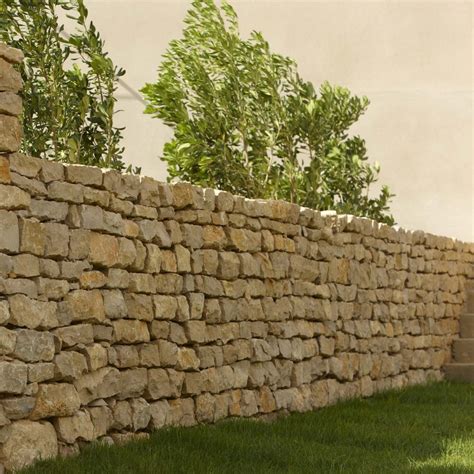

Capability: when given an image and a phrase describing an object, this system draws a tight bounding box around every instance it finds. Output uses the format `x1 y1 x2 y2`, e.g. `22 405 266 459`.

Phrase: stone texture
0 210 19 252
0 420 57 472
9 294 58 329
30 383 81 420
0 129 470 470
0 115 21 152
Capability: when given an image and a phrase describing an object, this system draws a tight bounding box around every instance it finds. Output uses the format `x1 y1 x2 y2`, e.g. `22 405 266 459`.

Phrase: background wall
80 0 473 241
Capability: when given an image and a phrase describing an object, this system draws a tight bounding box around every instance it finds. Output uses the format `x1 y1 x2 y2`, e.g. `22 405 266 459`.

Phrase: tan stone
54 410 95 444
113 320 150 344
53 324 94 348
0 43 24 64
0 91 21 116
80 271 107 289
0 210 18 252
0 115 21 152
153 295 178 320
147 368 184 399
176 348 200 371
124 293 154 321
0 155 10 184
13 329 55 362
63 290 105 323
89 232 119 267
0 420 57 472
88 406 113 438
119 368 148 399
54 351 88 381
74 367 120 405
44 222 69 258
0 326 15 355
8 294 58 329
0 361 27 394
30 383 81 420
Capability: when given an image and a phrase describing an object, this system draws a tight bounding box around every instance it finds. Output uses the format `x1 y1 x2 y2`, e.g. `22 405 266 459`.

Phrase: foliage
0 0 129 170
142 0 394 224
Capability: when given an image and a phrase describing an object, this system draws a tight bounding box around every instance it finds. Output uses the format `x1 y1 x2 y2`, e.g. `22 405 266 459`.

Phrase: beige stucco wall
83 0 473 241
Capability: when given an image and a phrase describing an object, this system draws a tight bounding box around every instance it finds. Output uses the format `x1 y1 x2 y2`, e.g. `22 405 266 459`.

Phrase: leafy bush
142 0 394 224
0 0 127 170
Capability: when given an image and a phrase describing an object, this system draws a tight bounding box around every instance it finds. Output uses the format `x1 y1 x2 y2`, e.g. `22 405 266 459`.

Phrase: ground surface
22 382 474 474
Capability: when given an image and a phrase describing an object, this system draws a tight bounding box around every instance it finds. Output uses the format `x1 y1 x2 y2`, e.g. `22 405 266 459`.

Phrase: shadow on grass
21 381 474 474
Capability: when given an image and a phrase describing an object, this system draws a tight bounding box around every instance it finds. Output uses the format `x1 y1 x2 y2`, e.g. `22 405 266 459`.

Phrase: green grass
22 382 474 474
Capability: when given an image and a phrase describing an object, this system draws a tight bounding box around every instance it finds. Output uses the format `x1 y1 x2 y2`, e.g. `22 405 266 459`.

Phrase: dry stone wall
0 42 474 471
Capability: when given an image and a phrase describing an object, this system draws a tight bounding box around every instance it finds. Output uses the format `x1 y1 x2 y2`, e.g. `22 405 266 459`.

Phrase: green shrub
142 0 394 224
0 0 127 170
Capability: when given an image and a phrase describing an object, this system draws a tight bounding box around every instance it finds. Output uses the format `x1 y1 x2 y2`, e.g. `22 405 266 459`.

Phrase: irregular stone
0 420 57 472
28 363 55 383
147 368 184 399
124 293 153 321
63 290 105 323
118 368 147 399
53 324 94 348
65 165 103 186
0 361 27 394
54 351 88 381
1 396 35 420
0 115 21 152
30 383 81 420
0 326 15 355
44 223 69 258
8 294 58 329
89 232 119 267
0 91 22 116
54 410 94 444
112 320 150 344
0 210 19 252
74 367 120 405
13 329 56 362
0 155 10 184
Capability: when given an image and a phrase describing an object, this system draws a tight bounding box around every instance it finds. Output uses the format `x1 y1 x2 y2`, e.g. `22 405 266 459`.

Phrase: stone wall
0 42 473 471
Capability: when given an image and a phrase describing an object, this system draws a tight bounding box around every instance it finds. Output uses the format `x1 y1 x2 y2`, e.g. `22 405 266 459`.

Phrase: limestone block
13 329 56 362
130 398 151 431
30 199 68 221
89 232 119 267
0 91 21 116
112 320 150 344
176 347 200 371
54 410 95 444
0 327 15 355
30 383 81 420
147 368 184 399
48 181 84 203
79 270 107 290
88 406 113 438
19 218 45 256
62 290 105 324
53 324 94 348
54 351 88 381
65 164 103 186
74 367 120 405
44 222 69 258
0 184 29 210
0 361 27 394
124 293 153 321
119 368 148 399
8 294 58 329
0 155 10 184
0 115 21 152
108 345 139 368
28 363 55 384
0 420 57 472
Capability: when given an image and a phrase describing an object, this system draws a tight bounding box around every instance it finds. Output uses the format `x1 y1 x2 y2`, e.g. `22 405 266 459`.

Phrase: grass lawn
22 382 474 474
